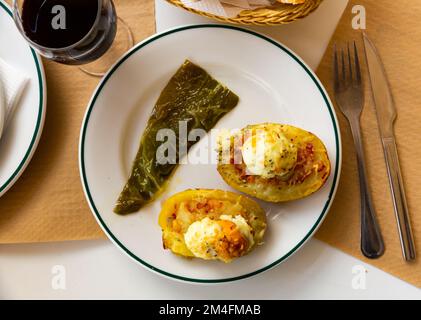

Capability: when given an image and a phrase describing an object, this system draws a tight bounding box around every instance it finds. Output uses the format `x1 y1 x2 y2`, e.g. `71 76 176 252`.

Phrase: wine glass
12 0 133 76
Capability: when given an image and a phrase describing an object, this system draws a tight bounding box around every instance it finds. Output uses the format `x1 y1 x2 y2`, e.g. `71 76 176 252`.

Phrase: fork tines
334 41 362 91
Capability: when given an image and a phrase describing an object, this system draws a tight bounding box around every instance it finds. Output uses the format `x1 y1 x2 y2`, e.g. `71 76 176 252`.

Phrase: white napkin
181 0 274 18
0 75 5 139
0 57 28 140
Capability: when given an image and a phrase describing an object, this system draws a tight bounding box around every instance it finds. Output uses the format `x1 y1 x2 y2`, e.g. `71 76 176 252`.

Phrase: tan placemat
0 0 155 243
315 0 421 287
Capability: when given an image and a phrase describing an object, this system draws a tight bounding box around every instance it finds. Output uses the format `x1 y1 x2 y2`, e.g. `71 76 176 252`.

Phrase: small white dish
0 0 46 197
80 25 341 283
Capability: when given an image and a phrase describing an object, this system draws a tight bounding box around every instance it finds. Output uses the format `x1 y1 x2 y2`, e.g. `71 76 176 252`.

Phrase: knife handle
349 118 385 259
383 137 416 261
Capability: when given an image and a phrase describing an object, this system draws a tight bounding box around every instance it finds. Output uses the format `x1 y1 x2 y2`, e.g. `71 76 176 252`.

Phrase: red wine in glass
14 0 117 65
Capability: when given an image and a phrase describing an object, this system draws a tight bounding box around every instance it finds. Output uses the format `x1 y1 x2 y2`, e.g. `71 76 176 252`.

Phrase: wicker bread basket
166 0 323 26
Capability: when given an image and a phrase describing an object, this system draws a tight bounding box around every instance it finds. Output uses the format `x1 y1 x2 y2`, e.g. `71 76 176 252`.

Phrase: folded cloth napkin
0 75 4 138
0 57 28 140
181 0 275 18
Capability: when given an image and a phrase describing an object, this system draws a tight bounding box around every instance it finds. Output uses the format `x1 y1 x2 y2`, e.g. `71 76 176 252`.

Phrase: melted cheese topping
184 215 254 263
242 127 297 179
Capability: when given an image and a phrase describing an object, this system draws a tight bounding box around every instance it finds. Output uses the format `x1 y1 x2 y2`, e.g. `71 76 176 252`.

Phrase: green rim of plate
80 24 341 283
0 1 45 195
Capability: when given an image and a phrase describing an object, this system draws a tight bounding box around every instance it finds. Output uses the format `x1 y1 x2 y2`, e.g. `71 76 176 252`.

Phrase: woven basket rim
166 0 323 26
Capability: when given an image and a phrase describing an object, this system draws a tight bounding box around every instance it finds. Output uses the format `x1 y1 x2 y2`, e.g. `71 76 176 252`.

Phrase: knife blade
363 32 416 261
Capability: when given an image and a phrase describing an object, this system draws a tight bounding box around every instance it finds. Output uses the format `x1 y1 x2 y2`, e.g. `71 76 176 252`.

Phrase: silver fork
333 42 385 259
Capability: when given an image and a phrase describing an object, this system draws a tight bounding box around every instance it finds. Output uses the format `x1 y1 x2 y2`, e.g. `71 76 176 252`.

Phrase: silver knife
363 32 416 261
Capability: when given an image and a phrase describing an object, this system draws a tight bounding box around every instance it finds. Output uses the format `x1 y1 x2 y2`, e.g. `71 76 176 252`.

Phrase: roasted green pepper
114 60 239 214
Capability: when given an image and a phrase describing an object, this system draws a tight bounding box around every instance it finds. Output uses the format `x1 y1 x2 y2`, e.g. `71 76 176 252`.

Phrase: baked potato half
158 189 267 263
217 123 331 203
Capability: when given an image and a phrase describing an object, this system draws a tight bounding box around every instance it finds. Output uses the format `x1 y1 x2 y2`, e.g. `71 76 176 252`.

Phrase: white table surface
0 0 420 300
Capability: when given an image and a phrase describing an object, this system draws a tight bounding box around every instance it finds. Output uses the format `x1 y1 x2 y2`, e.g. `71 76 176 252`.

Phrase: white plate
80 25 341 283
0 1 46 197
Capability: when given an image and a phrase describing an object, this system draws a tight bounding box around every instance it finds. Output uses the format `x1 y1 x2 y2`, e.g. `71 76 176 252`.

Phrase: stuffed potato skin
158 189 267 261
217 123 331 203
